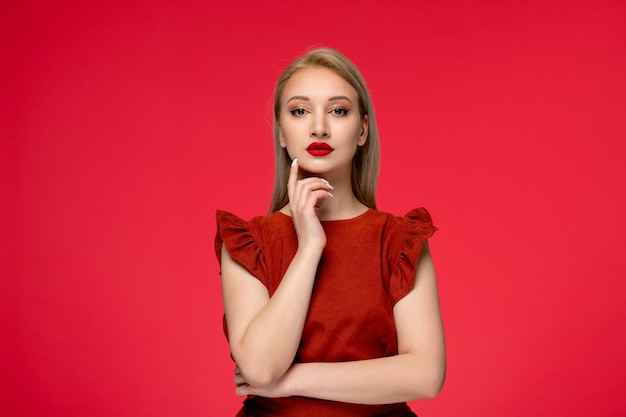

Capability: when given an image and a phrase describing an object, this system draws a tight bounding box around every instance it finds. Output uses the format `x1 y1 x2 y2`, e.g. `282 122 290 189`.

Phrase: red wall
2 1 625 415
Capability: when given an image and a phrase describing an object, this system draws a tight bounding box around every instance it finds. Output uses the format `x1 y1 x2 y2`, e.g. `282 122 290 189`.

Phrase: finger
233 374 246 386
235 384 250 397
294 177 333 191
287 158 298 205
296 179 333 204
305 188 334 210
292 178 333 212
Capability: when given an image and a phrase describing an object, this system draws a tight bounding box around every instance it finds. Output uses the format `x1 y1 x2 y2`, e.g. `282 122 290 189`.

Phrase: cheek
279 120 305 146
345 120 364 142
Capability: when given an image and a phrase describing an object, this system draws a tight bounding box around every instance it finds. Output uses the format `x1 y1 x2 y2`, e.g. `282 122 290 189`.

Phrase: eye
330 107 348 116
289 108 308 117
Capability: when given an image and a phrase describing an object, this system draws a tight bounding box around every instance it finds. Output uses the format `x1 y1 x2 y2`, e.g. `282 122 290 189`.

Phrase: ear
358 114 368 146
278 124 287 148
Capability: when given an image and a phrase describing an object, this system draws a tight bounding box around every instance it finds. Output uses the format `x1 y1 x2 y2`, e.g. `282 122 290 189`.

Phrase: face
278 66 368 178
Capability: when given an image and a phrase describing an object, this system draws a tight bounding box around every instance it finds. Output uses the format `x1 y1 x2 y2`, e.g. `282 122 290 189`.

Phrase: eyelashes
289 108 308 117
288 107 350 117
330 107 348 116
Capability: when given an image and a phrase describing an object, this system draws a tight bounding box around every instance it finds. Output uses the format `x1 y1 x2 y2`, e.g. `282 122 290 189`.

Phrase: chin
300 159 350 177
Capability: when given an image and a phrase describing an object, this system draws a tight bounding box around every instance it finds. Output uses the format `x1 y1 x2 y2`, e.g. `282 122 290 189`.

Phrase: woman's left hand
233 364 295 398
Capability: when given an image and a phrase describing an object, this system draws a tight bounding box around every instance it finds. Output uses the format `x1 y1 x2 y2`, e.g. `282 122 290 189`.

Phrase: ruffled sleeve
215 210 268 288
389 208 438 305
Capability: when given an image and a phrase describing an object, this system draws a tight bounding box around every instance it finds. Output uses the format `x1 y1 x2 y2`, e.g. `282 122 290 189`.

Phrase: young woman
215 48 445 416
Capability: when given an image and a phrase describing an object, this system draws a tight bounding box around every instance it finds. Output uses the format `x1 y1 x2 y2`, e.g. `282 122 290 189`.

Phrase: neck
316 193 369 221
284 168 368 221
317 175 368 221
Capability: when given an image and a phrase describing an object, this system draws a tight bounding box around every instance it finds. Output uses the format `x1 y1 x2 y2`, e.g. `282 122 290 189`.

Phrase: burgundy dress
215 208 437 417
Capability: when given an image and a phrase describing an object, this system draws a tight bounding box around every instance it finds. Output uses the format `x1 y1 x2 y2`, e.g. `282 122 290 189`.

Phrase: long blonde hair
269 48 380 213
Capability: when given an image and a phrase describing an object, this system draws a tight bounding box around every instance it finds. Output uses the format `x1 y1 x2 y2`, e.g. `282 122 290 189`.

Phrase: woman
215 48 445 416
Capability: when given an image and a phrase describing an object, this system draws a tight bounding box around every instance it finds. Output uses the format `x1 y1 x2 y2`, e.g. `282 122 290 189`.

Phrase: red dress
215 208 437 417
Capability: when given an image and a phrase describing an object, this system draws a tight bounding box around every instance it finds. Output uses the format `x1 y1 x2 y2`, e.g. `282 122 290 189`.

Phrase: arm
221 242 321 387
222 159 333 387
234 242 446 403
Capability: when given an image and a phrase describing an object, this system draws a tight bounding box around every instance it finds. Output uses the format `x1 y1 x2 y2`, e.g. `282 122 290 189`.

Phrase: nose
310 113 329 138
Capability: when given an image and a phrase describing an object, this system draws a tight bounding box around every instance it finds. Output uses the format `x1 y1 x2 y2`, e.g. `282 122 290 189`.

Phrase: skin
278 66 369 222
220 66 446 404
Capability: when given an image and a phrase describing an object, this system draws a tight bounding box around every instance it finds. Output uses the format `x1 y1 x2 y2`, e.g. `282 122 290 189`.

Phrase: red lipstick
306 142 333 156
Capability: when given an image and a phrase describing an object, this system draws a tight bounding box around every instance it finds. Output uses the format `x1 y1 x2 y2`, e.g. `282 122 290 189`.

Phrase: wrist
296 241 325 256
287 363 305 397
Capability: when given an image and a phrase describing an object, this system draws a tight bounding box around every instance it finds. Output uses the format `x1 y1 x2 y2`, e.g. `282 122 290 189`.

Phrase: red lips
306 142 333 156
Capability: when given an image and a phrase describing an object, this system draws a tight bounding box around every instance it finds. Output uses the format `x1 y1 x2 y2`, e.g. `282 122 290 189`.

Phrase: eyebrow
286 95 353 104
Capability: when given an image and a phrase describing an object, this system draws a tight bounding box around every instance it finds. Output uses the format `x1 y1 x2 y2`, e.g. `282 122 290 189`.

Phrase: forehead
282 67 358 102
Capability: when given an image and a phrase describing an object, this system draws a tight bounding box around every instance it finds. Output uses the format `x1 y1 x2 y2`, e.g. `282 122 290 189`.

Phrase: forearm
288 353 445 404
229 245 323 386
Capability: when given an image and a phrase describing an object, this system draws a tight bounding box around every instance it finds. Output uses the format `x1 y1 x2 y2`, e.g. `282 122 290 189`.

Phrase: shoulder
368 207 437 236
216 209 297 250
377 208 437 305
216 209 291 234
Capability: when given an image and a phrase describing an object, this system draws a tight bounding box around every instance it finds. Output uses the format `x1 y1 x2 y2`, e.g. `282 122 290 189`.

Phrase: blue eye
331 107 348 116
289 108 307 117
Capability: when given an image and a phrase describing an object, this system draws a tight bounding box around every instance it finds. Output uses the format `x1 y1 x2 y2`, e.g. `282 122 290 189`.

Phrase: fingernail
291 158 298 167
321 179 334 189
328 192 334 198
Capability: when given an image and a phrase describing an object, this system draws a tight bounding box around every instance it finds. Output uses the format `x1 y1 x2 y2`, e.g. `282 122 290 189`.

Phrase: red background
2 1 625 416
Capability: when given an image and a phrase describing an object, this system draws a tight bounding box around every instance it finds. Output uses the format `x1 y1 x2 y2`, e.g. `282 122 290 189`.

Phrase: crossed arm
220 241 446 404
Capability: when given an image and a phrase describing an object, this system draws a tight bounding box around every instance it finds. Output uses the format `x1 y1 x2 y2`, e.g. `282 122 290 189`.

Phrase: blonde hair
269 47 380 213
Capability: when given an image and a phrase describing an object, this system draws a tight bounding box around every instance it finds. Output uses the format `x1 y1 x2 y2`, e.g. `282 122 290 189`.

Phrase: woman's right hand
287 158 333 250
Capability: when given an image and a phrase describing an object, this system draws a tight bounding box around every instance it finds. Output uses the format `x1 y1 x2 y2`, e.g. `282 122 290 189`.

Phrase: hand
287 159 333 249
234 363 296 398
233 365 251 396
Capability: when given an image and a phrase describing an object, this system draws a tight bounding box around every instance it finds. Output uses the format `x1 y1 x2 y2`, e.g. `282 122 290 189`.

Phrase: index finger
287 158 299 201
